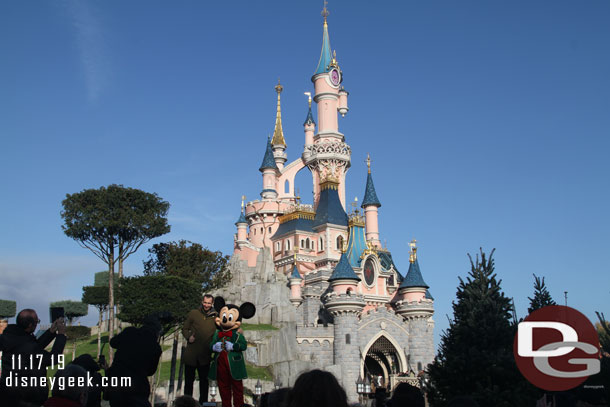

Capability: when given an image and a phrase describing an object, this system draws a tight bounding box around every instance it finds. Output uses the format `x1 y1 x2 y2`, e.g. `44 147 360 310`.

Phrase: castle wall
407 317 435 371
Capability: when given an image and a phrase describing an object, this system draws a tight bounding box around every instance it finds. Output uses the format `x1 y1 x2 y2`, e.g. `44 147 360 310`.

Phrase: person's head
202 294 214 312
0 318 8 334
286 369 348 407
142 314 163 340
51 363 89 406
16 309 39 333
173 395 199 407
268 387 290 407
388 383 424 407
447 395 479 407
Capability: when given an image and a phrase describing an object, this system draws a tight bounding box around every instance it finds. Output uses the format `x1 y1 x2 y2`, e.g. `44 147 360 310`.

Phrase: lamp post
356 375 364 406
364 376 372 406
255 379 263 406
209 380 217 404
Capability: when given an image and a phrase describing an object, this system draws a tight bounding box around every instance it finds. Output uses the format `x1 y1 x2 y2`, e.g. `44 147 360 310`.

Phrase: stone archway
362 334 404 388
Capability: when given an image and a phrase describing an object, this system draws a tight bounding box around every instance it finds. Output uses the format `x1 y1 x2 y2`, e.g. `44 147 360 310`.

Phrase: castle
217 6 435 402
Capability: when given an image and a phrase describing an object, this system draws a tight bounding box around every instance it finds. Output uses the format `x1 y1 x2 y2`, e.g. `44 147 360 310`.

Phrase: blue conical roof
235 211 247 225
314 21 333 75
399 259 429 289
290 264 302 280
425 289 434 300
328 252 360 282
361 172 381 208
313 184 348 228
304 105 316 126
259 137 278 172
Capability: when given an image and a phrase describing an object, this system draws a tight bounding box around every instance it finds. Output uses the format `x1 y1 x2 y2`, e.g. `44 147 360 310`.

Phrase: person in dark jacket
43 363 89 407
105 315 163 407
0 308 67 406
72 354 103 407
182 294 217 404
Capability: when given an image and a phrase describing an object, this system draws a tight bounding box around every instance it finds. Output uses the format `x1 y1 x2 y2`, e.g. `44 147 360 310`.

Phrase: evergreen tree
427 249 536 407
527 274 556 314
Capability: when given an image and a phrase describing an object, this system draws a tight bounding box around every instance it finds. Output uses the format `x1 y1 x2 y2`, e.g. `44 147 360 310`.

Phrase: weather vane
322 0 329 21
409 239 418 262
241 195 246 211
275 78 283 94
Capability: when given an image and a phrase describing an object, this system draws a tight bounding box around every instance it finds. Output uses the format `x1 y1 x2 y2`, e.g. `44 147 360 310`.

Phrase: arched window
268 227 272 234
286 240 291 251
284 180 290 194
260 227 263 235
300 239 304 249
254 228 256 235
319 237 324 251
336 235 344 251
306 238 310 249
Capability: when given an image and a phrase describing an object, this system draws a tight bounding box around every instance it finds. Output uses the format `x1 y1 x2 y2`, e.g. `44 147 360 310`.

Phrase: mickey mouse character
208 297 256 407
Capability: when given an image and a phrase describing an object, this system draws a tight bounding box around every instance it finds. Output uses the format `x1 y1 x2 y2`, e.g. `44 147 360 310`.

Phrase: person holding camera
0 308 67 405
105 314 163 407
182 294 217 405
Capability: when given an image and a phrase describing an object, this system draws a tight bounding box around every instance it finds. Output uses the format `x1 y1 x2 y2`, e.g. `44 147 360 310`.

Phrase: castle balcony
322 291 366 316
394 299 434 320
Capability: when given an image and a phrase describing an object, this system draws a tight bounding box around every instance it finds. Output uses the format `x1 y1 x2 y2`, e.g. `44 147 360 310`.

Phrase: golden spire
271 78 286 147
241 195 246 212
322 0 329 24
366 153 371 174
409 239 418 263
304 92 312 108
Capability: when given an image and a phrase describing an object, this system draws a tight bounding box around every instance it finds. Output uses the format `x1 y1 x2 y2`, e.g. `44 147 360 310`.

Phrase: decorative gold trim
279 210 316 224
409 239 417 263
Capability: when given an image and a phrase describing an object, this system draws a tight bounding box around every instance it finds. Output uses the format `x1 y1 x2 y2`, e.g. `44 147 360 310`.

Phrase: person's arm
146 343 162 376
182 311 194 341
233 332 247 352
109 327 130 349
37 329 56 349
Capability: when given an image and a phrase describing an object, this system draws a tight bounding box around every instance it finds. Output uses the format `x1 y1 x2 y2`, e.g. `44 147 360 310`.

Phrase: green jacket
181 308 217 366
207 330 248 380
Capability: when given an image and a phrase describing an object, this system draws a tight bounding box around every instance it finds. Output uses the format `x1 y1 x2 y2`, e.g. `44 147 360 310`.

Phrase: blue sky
1 1 609 348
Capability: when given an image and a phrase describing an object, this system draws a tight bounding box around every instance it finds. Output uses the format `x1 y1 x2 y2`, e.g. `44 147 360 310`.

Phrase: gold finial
366 153 371 174
350 197 358 214
275 78 283 94
241 195 246 211
342 239 348 254
322 0 329 22
409 239 417 263
271 79 286 146
304 92 312 108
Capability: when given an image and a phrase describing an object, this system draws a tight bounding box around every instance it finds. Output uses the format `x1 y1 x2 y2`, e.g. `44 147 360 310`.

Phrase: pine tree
426 249 536 407
527 274 556 314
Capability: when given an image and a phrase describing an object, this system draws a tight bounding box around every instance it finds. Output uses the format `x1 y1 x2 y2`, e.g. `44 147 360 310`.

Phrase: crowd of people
0 299 481 407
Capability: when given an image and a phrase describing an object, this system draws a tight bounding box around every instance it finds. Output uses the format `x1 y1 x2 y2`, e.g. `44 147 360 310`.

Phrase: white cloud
64 0 110 103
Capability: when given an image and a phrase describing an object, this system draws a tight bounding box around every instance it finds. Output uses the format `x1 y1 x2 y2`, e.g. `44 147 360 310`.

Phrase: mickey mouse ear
240 302 256 319
214 297 225 312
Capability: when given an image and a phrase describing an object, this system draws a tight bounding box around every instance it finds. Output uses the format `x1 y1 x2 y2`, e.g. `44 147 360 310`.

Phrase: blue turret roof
313 184 348 228
314 21 333 75
304 105 316 126
425 289 434 300
361 172 381 208
259 137 278 172
290 264 302 280
235 211 247 225
328 252 361 282
346 222 367 268
399 258 429 289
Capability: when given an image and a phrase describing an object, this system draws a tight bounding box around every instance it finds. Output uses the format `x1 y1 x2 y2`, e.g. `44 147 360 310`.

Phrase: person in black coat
72 354 104 407
104 315 163 407
0 308 67 406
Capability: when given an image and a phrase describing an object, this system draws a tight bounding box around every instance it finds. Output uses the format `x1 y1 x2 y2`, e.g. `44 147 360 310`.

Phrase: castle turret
259 137 278 199
271 80 288 170
303 92 315 146
394 240 435 373
305 7 351 209
361 154 381 247
324 251 365 404
235 205 248 242
288 255 303 306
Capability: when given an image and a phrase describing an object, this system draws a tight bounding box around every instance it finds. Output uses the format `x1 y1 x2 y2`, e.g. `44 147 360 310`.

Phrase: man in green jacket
182 294 217 405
